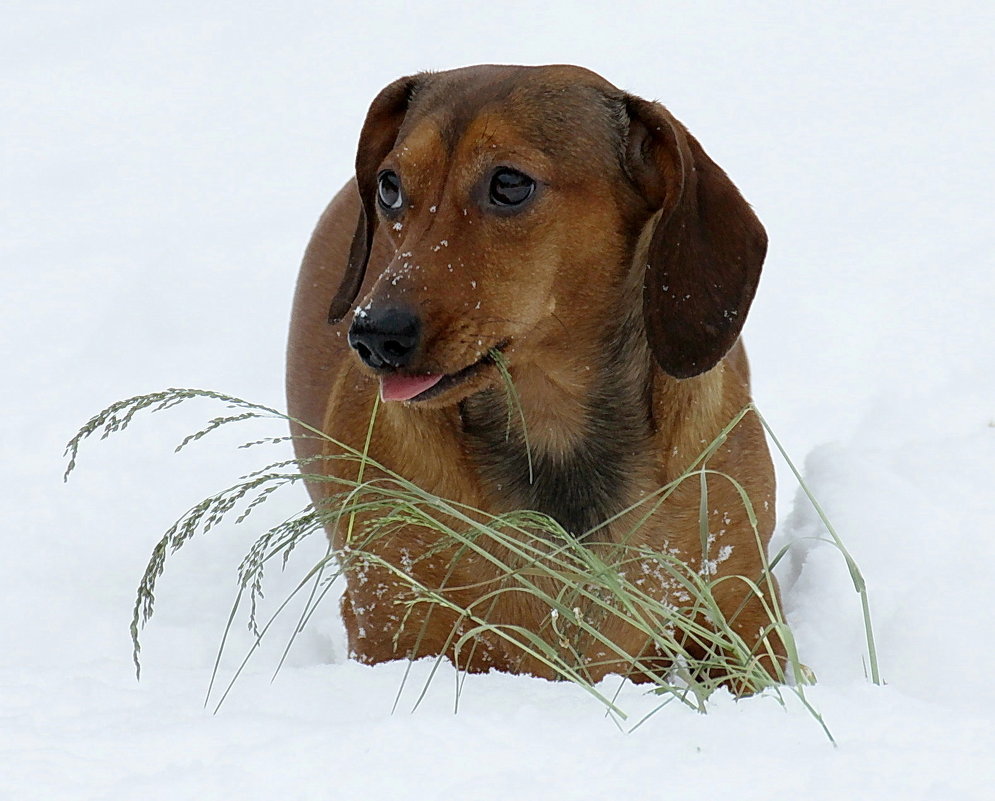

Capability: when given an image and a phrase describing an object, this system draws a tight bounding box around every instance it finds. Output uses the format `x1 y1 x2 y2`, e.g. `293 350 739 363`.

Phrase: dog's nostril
354 341 373 361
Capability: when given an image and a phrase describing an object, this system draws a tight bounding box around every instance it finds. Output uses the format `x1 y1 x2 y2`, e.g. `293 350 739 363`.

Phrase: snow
3 1 994 798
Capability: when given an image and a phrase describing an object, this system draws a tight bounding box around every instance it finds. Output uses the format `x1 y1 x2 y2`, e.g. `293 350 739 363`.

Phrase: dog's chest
459 387 651 538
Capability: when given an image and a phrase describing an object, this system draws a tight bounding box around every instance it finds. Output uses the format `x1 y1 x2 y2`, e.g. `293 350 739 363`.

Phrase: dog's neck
459 303 655 538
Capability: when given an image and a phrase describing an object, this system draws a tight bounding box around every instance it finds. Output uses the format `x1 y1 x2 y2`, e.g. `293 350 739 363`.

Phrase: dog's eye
489 168 535 207
377 170 403 211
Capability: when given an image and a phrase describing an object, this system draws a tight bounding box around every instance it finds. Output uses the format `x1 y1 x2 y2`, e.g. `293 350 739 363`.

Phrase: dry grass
65 383 880 741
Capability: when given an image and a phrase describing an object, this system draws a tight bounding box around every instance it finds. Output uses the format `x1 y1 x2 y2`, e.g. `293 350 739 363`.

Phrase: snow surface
3 2 994 798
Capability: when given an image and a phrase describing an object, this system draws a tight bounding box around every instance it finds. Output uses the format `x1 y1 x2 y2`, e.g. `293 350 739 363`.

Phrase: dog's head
326 65 767 405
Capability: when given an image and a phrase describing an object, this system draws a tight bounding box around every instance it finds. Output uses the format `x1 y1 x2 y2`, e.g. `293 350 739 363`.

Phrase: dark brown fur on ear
327 76 420 324
624 96 767 379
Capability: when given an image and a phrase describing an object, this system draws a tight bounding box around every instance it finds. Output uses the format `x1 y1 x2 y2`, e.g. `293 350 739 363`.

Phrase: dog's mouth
379 344 508 404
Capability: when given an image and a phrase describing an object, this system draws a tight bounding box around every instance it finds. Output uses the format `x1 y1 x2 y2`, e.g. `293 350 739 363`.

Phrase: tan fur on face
286 65 785 687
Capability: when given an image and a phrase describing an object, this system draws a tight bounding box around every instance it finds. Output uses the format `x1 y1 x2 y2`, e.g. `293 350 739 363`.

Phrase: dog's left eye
489 168 535 207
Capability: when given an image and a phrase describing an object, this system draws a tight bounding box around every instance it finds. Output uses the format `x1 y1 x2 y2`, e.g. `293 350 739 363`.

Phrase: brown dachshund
287 64 784 685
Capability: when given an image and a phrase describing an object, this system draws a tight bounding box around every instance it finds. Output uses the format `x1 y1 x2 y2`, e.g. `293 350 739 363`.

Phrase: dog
286 64 785 686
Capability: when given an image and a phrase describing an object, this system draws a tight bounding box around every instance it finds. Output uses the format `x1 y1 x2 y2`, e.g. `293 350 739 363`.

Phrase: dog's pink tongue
380 373 444 402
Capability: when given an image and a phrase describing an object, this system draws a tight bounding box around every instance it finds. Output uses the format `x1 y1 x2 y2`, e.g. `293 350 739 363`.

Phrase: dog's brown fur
287 65 783 683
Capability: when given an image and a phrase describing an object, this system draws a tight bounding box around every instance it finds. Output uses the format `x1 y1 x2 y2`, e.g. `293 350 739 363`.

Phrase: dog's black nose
348 306 421 370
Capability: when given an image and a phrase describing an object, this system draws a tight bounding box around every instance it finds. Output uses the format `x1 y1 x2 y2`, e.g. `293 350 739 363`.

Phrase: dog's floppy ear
327 75 420 324
624 96 767 379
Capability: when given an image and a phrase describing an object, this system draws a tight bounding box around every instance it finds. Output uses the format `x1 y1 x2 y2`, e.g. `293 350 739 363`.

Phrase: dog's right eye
377 170 403 211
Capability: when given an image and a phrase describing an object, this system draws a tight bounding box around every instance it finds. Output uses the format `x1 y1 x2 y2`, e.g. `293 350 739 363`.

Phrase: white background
3 2 994 798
